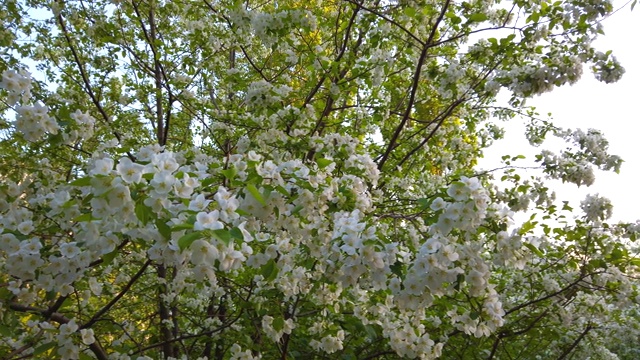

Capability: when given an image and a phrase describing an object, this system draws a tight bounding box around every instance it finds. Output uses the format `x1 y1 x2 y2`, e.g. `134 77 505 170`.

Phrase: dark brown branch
4 329 45 359
488 310 550 359
505 273 596 316
9 303 109 360
149 5 164 146
130 310 244 356
488 335 501 360
82 259 152 329
346 0 425 46
279 296 301 360
377 0 451 171
556 324 593 360
297 3 360 119
396 96 466 168
55 5 135 161
359 351 397 360
131 0 172 146
239 45 269 82
157 264 176 359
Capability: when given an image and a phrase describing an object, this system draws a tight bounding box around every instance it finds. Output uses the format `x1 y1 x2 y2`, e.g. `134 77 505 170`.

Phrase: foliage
0 0 638 359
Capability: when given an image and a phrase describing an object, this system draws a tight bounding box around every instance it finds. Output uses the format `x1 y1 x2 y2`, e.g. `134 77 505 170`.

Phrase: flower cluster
495 55 583 96
581 193 613 223
591 50 625 84
67 110 96 142
0 69 32 105
245 80 292 108
431 177 490 235
536 127 622 187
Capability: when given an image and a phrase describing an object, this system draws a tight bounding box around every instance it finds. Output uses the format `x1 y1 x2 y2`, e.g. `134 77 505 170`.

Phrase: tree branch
556 323 593 360
9 302 109 360
55 5 135 161
82 259 152 329
377 0 451 171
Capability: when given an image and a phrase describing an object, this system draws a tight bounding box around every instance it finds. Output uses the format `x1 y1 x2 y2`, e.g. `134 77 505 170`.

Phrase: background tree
0 0 638 359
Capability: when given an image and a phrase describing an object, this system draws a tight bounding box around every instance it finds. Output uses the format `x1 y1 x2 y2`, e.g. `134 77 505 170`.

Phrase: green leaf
246 184 266 205
416 198 430 210
364 324 379 340
60 296 74 310
202 177 216 187
235 208 251 217
610 247 625 261
178 231 203 251
49 132 64 145
518 220 537 235
455 273 465 291
403 7 416 17
272 316 285 331
0 324 12 337
70 177 92 186
524 243 544 257
229 227 244 240
316 158 333 169
212 229 232 245
156 219 171 240
275 185 289 196
172 223 194 231
468 13 488 22
221 167 237 180
135 201 152 225
33 342 56 356
390 261 404 277
73 213 94 222
102 249 119 266
80 353 95 360
261 259 278 281
448 12 462 25
291 204 304 215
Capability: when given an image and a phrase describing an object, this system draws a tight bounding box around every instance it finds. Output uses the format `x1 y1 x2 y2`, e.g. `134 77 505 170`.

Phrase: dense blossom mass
0 0 638 359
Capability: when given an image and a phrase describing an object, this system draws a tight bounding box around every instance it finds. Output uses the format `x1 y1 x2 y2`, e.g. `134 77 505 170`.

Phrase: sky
478 0 640 223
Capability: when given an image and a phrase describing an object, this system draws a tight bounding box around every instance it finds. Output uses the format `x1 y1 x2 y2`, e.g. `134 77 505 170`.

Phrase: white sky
478 0 640 223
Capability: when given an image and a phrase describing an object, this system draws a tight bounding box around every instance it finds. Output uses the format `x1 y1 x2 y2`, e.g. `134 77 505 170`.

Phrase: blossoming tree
1 0 638 359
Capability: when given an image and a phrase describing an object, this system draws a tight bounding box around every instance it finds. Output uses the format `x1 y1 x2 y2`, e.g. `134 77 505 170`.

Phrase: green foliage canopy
0 0 638 359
